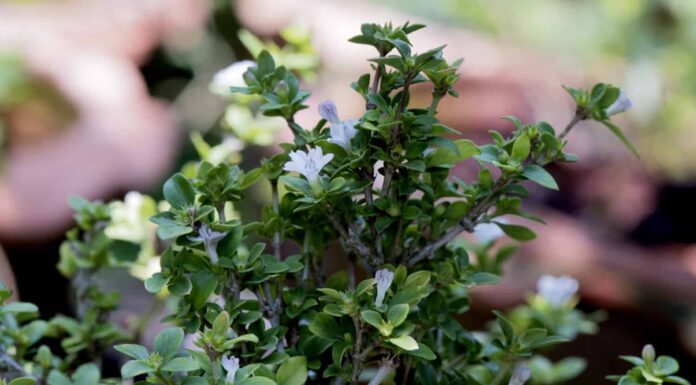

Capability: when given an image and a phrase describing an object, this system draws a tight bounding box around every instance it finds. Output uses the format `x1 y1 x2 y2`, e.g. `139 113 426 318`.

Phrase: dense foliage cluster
0 22 690 385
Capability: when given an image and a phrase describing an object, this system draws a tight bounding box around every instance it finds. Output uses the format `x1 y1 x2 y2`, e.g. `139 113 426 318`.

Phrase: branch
367 359 397 385
327 211 373 265
349 317 364 385
409 112 586 265
271 180 282 260
559 110 585 140
285 116 305 137
381 74 413 202
408 177 507 265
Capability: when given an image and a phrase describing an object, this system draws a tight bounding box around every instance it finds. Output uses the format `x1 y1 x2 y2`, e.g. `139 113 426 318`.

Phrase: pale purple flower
375 268 395 306
221 354 240 384
319 100 358 150
329 120 359 150
188 224 226 264
605 90 633 116
508 364 531 385
536 275 579 307
283 147 334 183
318 100 340 124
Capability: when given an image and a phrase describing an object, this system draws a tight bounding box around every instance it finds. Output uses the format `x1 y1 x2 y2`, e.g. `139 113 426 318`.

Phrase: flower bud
642 344 656 366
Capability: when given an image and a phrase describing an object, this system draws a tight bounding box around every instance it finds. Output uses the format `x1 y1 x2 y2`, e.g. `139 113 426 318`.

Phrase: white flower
473 222 505 244
508 364 531 385
221 354 240 384
374 268 395 306
605 90 633 116
283 147 334 183
210 60 255 97
188 224 226 264
536 275 579 307
319 100 358 150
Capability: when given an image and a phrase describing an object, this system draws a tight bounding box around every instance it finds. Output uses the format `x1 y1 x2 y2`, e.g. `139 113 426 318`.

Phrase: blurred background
0 0 695 382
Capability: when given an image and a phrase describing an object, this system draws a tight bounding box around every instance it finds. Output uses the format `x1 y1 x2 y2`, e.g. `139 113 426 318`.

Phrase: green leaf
212 311 230 339
229 334 260 345
618 375 641 385
169 276 192 296
495 222 536 241
360 310 383 329
237 377 277 385
426 148 458 168
46 371 72 385
279 175 313 196
72 363 100 385
654 356 679 376
9 378 36 385
309 313 341 341
276 356 308 385
163 173 196 209
641 368 664 383
620 356 644 367
511 134 531 162
161 357 200 372
387 304 409 327
121 360 155 379
493 310 515 345
256 50 276 75
156 224 192 240
190 270 218 309
470 272 500 285
388 335 419 351
453 139 480 160
183 377 210 385
602 121 638 157
554 357 587 381
144 273 167 293
241 168 264 189
2 302 38 313
403 160 425 172
407 343 437 360
154 328 184 358
522 165 559 190
665 376 690 385
114 344 149 360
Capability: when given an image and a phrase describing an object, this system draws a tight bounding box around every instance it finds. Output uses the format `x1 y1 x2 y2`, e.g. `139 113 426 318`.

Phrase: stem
410 111 585 265
409 176 508 265
428 92 444 115
367 65 384 110
367 48 386 110
367 359 397 385
491 360 514 385
361 168 384 262
559 111 585 140
285 116 304 137
381 74 413 204
0 350 28 376
390 219 404 261
349 317 364 385
263 282 279 327
347 253 356 290
327 211 372 264
217 203 226 223
400 356 413 385
271 180 282 260
302 230 311 285
73 268 92 320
